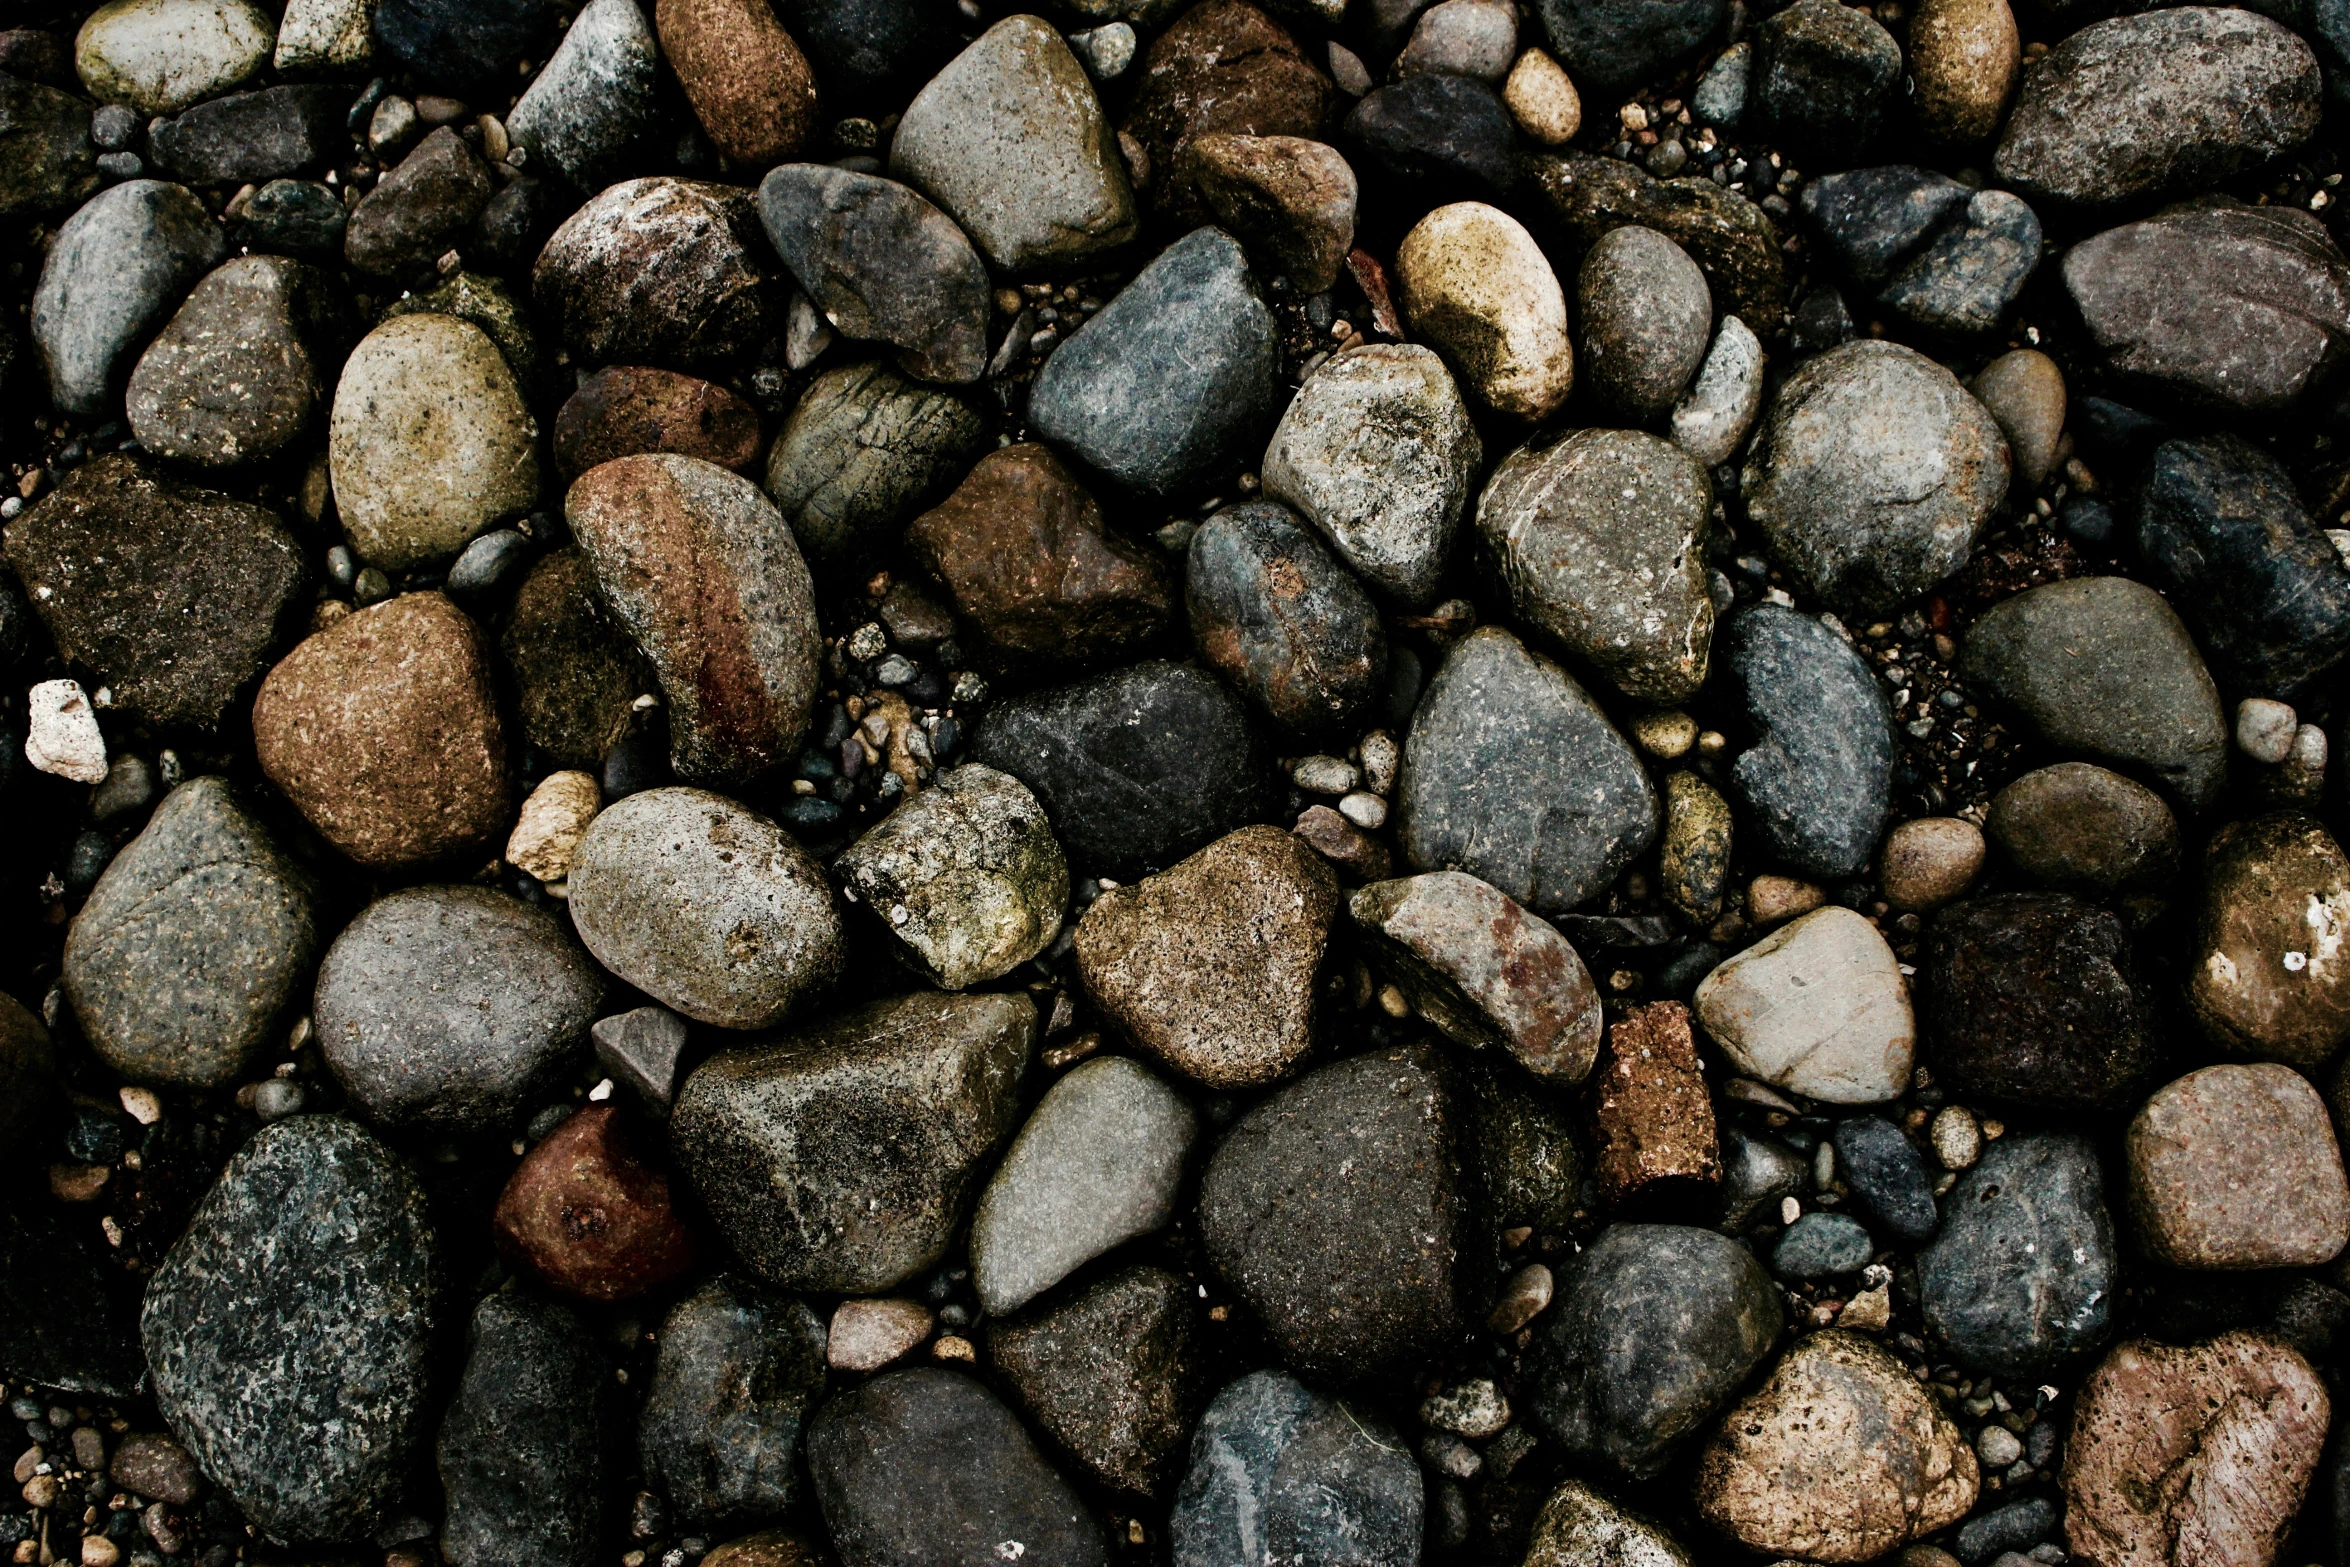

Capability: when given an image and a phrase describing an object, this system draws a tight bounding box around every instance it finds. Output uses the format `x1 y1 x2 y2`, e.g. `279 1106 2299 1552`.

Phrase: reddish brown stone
109 1433 202 1506
655 0 820 170
1588 1001 1720 1211
553 366 763 484
1293 804 1392 882
493 1105 698 1302
904 442 1174 674
251 591 511 869
1122 0 1336 224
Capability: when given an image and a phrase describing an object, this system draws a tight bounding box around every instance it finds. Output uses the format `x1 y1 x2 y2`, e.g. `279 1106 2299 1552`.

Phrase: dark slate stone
1716 603 1895 880
1460 1054 1586 1252
1342 72 1518 201
1799 165 1971 287
1720 1125 1808 1233
502 547 661 772
1523 150 1787 341
473 174 565 276
1029 227 1281 497
234 179 347 262
148 86 345 186
973 659 1274 880
1197 1043 1468 1386
1922 892 2161 1112
1535 0 1726 94
1524 1223 1783 1480
1169 1370 1422 1567
0 75 95 219
1769 1211 1875 1278
1954 1497 2063 1564
0 1205 142 1398
638 1276 828 1530
438 1288 609 1567
446 528 537 603
1186 500 1387 741
344 125 495 283
1831 1116 1938 1244
139 1116 438 1542
31 178 227 419
766 361 989 576
1748 0 1902 162
2137 434 2350 699
1876 189 2041 338
778 0 959 102
806 1367 1108 1567
374 0 554 92
1395 626 1659 916
1917 1131 2119 1378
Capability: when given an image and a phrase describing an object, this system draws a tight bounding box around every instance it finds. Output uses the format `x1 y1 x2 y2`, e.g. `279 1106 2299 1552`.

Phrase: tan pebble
1503 48 1581 146
827 1297 933 1372
1631 709 1698 758
1396 202 1574 421
1908 0 2019 145
1968 348 2064 490
931 1333 976 1362
1929 1104 1981 1170
1488 1262 1553 1334
506 770 601 886
118 1085 162 1124
1746 873 1825 926
1840 1283 1892 1331
1878 816 1985 912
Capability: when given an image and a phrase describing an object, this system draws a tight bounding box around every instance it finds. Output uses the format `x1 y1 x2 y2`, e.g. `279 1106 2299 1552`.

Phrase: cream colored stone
1745 873 1824 926
76 0 272 115
1396 202 1574 422
274 0 375 72
1504 48 1581 146
26 679 107 785
1694 906 1914 1104
827 1297 933 1371
506 770 601 886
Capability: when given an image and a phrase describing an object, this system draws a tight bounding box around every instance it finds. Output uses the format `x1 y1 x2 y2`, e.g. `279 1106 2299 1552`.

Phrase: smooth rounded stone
1029 227 1280 497
807 1369 1107 1567
1531 158 1782 331
1696 906 1913 1104
1987 764 2179 898
1525 1224 1781 1480
1506 47 1582 145
313 886 603 1130
1075 825 1336 1089
2064 1331 2326 1567
905 442 1174 675
1180 133 1355 294
972 660 1273 879
758 164 987 385
495 1106 696 1301
1918 1130 2117 1376
1534 0 1719 94
970 1056 1196 1316
1395 201 1573 421
437 1288 608 1567
1879 817 1983 913
1670 314 1764 467
1874 187 2041 338
62 777 315 1092
1968 348 2062 490
1397 627 1657 915
567 455 821 789
0 77 96 219
776 0 957 102
673 992 1034 1291
1742 339 2009 616
2067 204 2350 417
640 1277 827 1530
1832 1115 1937 1242
2190 815 2350 1065
766 361 986 574
828 1297 931 1373
1122 0 1334 219
501 549 659 770
534 178 785 377
1771 1211 1874 1278
1660 770 1732 923
0 993 52 1157
107 1431 202 1506
2 454 304 728
567 788 842 1031
32 178 224 419
1197 1042 1467 1383
140 1116 437 1542
328 313 538 572
656 0 817 168
1478 428 1712 703
1349 869 1600 1083
1577 225 1710 420
124 255 347 471
1747 0 1901 158
1260 342 1480 606
987 1263 1205 1498
554 366 760 485
1342 72 1518 199
1186 499 1386 738
342 127 494 283
1997 8 2317 209
504 0 659 191
1908 0 2017 145
1960 576 2229 813
1715 604 1894 879
1922 892 2159 1112
2139 436 2350 700
251 592 511 869
372 0 550 90
889 15 1137 273
1524 1480 1692 1567
146 83 343 186
2129 1063 2350 1269
1170 1370 1420 1567
74 0 270 115
2239 698 2298 765
1697 1331 1977 1561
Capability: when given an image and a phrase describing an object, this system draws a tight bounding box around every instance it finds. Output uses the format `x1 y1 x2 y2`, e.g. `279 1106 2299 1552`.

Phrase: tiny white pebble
588 1078 615 1102
25 679 107 785
1780 1195 1801 1225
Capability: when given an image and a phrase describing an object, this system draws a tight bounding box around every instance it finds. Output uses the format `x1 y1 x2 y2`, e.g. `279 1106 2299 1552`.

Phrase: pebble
1533 0 1719 93
343 127 494 282
64 776 317 1089
140 1116 438 1541
828 1298 934 1373
2128 1063 2350 1269
1833 1114 1939 1243
1879 816 1984 912
1349 869 1601 1082
502 549 660 770
437 1287 608 1567
1397 626 1658 914
2239 698 2300 765
146 83 344 186
533 178 786 377
1186 499 1385 737
505 0 660 191
1716 603 1895 878
655 0 819 168
494 1104 696 1301
125 256 347 471
554 366 761 484
1771 1210 1874 1278
1525 1223 1781 1479
1589 1001 1721 1208
1747 876 1824 925
1260 341 1482 606
506 770 600 885
1076 825 1336 1088
670 992 1033 1290
1503 47 1581 145
1695 1331 1978 1561
74 0 271 115
1720 1123 1807 1233
1170 1369 1420 1567
31 178 225 418
1524 149 1786 326
1577 225 1710 419
1967 347 2064 490
273 0 371 71
1747 0 1902 156
639 1278 827 1529
108 1432 199 1506
987 1264 1203 1497
765 360 987 575
1929 1105 1981 1170
1918 1129 2117 1375
1120 0 1335 224
1660 771 1733 924
1695 905 1914 1103
1523 1479 1693 1567
567 787 842 1030
1179 133 1356 294
1479 427 1714 702
1343 72 1517 199
1067 22 1134 78
1907 0 2017 146
1670 315 1765 468
2189 814 2350 1065
1395 201 1574 421
969 1055 1196 1315
591 1006 687 1117
1396 0 1518 80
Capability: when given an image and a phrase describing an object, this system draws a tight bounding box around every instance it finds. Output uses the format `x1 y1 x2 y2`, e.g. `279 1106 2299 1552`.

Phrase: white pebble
1338 790 1388 829
25 679 108 785
1930 1104 1981 1170
1291 754 1359 794
1359 730 1401 794
118 1086 163 1125
2236 697 2298 764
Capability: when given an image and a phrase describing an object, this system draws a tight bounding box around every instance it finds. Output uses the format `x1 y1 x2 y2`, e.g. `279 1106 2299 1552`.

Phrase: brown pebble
827 1297 935 1372
699 1531 826 1567
1487 1262 1553 1335
47 1162 108 1202
1589 1000 1720 1210
1907 0 2019 146
493 1105 698 1302
1292 803 1393 881
655 0 821 169
1878 816 1985 913
552 366 763 484
108 1433 202 1506
2127 1062 2350 1269
1746 874 1825 926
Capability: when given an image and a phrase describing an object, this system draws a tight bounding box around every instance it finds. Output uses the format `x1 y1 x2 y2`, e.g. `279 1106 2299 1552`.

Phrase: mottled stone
1660 769 1733 924
126 255 349 472
436 1287 608 1567
1524 151 1786 327
1695 906 1914 1104
533 178 785 377
1578 225 1711 419
1523 1480 1693 1567
2127 1063 2350 1270
146 83 344 187
1122 0 1333 224
74 0 271 115
757 164 988 384
765 360 987 575
1716 603 1895 879
505 0 660 190
656 0 819 168
1170 1370 1421 1567
1589 1002 1720 1211
1180 133 1355 293
1395 201 1574 421
640 1278 827 1531
1918 1130 2118 1376
554 367 760 485
1908 0 2017 145
1185 499 1385 738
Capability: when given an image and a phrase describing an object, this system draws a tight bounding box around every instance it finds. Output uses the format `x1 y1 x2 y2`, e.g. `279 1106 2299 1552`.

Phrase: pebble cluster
1 0 2349 1564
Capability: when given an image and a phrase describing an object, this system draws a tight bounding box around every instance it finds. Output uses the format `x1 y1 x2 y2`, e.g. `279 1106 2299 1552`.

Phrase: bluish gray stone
1716 604 1894 880
1171 1369 1422 1567
32 178 226 417
1691 42 1749 130
504 0 660 192
1185 500 1388 740
638 1277 828 1531
438 1288 609 1567
1954 1497 2063 1563
1770 1211 1874 1278
1876 189 2041 338
1832 1115 1938 1244
1917 1131 2118 1377
1800 165 1970 286
1029 226 1280 496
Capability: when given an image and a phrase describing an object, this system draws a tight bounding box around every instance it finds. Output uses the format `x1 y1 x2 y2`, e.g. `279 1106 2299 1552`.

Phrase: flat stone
1185 499 1386 738
1395 201 1574 421
436 1288 608 1567
1918 1130 2118 1376
764 361 987 575
1716 603 1895 879
1694 905 1914 1104
656 0 818 168
1169 1370 1420 1567
554 367 760 485
0 77 95 219
500 549 660 771
1180 133 1355 292
343 126 494 283
1589 1002 1720 1210
32 178 225 418
494 1105 696 1302
2127 1063 2350 1269
1577 225 1711 419
147 84 343 186
639 1277 827 1531
758 164 988 384
2189 814 2350 1065
533 178 785 377
1524 150 1786 327
1523 1479 1693 1567
74 0 271 115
